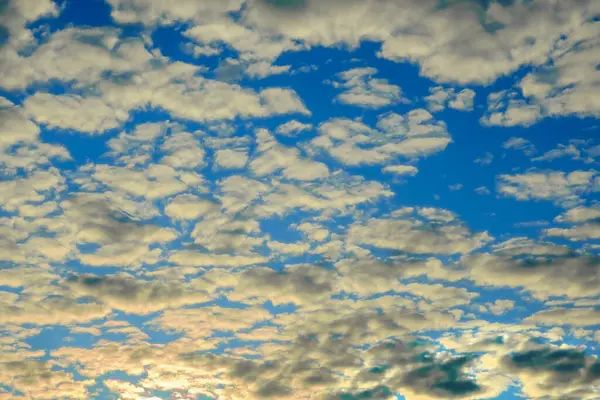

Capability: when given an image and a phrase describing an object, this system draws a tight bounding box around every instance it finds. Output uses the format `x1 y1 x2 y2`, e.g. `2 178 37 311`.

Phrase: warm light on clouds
0 0 599 399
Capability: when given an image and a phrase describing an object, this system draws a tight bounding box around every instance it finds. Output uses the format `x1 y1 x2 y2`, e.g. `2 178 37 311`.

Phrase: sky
0 0 600 399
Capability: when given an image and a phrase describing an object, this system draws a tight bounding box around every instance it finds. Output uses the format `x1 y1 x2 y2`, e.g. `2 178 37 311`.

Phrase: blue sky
1 0 600 399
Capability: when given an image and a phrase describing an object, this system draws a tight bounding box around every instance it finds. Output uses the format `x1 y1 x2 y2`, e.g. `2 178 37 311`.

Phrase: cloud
229 264 338 305
169 251 268 268
0 27 153 90
545 223 600 241
0 167 65 212
214 148 249 169
425 86 475 112
474 152 493 166
98 64 311 123
0 359 92 399
23 93 129 134
498 345 600 399
65 273 214 314
524 307 600 327
462 253 600 299
383 165 419 177
533 143 582 163
164 194 220 220
276 120 313 136
481 91 542 127
492 237 570 257
555 206 600 223
497 170 599 207
331 67 405 108
0 291 110 325
106 0 245 25
348 208 491 255
0 101 71 173
309 109 451 166
183 16 299 78
249 128 330 181
502 137 537 156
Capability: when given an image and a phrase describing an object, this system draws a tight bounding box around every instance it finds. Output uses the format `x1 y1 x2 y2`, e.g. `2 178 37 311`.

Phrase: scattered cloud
331 67 406 108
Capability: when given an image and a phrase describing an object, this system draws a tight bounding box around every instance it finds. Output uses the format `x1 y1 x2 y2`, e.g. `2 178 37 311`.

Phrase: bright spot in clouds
1 0 600 399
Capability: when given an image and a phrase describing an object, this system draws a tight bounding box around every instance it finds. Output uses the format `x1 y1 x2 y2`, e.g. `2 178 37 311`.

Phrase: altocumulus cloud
0 0 600 399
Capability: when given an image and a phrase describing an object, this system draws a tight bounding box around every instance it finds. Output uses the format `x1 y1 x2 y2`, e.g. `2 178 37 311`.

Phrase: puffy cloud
0 27 154 90
0 168 65 212
90 164 189 200
23 93 129 134
165 194 220 220
545 223 600 241
240 0 600 92
481 91 542 127
482 300 515 316
159 131 206 169
0 359 92 399
276 120 313 136
214 148 249 170
383 165 418 177
309 109 450 166
229 264 338 305
0 290 109 326
249 129 330 181
497 170 599 207
255 173 393 217
98 64 311 123
348 209 491 255
65 273 214 314
462 253 600 299
331 67 405 108
555 206 600 223
0 101 71 173
425 86 475 112
524 307 600 327
169 251 268 268
498 346 600 399
0 0 58 49
106 0 245 25
183 16 299 78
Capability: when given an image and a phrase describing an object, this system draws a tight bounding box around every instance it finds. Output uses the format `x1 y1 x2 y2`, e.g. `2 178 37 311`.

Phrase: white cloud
481 91 542 127
492 237 570 257
332 67 405 108
502 137 537 156
99 64 311 123
276 120 313 136
382 165 418 176
533 143 582 163
555 206 600 223
106 0 245 25
348 209 491 255
497 170 599 207
23 93 129 134
214 148 249 169
249 129 329 181
426 86 475 112
475 186 491 195
474 152 494 165
309 109 450 166
165 194 220 220
545 223 600 241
